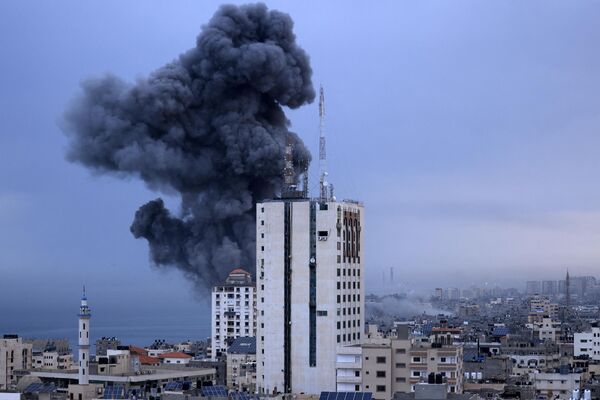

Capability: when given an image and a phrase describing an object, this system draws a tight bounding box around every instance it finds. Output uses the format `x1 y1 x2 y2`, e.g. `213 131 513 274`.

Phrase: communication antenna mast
319 85 330 201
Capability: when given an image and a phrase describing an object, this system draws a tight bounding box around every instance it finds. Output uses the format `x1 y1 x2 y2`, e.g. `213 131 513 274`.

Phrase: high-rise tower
256 89 364 395
78 286 91 385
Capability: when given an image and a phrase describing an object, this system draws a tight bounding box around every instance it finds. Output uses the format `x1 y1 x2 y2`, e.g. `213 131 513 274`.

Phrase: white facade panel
257 199 364 395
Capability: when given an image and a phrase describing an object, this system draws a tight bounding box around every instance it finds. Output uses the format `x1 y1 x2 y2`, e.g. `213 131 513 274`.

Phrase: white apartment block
574 326 600 360
211 268 256 360
256 198 364 395
0 334 32 390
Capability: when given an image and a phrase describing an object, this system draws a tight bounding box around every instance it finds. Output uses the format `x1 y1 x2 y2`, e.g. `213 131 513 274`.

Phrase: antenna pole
319 85 329 201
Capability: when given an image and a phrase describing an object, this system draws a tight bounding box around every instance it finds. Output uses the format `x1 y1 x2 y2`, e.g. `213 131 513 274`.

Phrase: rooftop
227 337 256 355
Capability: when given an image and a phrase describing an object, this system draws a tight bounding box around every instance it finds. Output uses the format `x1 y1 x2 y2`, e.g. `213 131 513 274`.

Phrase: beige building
528 295 559 323
226 337 256 392
336 326 464 400
533 371 582 399
0 334 32 390
32 341 73 370
531 317 561 342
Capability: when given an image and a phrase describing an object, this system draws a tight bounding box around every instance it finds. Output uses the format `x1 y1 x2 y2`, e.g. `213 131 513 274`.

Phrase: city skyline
2 1 600 330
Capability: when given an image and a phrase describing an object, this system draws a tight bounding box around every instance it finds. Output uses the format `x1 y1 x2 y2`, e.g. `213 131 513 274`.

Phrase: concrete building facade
574 326 600 361
0 334 32 390
226 337 256 393
256 197 364 395
335 327 464 400
211 268 256 360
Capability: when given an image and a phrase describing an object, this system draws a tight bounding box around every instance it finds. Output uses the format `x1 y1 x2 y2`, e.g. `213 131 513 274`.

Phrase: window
261 220 264 225
355 385 360 392
396 348 406 354
261 207 264 213
395 377 406 383
355 371 360 377
376 385 386 392
376 371 386 378
395 363 406 368
376 356 386 364
411 371 421 377
412 356 421 363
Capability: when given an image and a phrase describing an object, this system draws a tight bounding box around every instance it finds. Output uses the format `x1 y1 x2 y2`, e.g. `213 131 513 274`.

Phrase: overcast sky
1 1 600 328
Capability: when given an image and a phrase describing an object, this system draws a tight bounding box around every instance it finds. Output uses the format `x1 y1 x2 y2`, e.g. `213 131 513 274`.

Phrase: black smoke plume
63 3 314 290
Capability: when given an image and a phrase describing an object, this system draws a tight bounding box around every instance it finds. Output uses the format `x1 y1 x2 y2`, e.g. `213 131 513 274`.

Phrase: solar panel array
24 383 57 393
201 385 228 397
164 381 183 392
319 392 372 400
103 385 125 399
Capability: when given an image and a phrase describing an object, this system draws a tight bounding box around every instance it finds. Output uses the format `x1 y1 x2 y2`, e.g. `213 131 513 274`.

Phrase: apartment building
531 317 561 342
528 296 559 323
257 196 364 395
226 336 256 393
32 345 73 370
0 334 32 390
533 371 582 399
336 326 464 400
574 326 600 361
211 268 256 360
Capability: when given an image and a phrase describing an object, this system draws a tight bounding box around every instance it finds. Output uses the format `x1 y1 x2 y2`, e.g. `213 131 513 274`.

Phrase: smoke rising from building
62 3 315 291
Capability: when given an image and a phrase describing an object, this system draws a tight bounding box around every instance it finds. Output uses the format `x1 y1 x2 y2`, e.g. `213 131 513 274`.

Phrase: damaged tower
256 87 364 395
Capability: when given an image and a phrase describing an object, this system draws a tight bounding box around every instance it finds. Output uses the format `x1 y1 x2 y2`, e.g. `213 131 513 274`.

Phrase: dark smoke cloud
62 3 314 290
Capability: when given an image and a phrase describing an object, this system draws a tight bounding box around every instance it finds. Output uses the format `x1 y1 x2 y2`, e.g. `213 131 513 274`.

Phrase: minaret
78 286 91 385
565 270 571 315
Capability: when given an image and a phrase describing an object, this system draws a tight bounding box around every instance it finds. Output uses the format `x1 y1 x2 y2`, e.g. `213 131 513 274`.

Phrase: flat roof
30 367 215 383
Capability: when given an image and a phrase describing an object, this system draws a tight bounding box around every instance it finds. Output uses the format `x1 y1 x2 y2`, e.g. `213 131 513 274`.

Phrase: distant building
31 341 73 370
531 317 561 342
0 334 32 390
211 268 256 360
94 337 121 357
541 280 558 296
226 337 256 392
158 352 193 365
526 281 542 295
528 295 558 322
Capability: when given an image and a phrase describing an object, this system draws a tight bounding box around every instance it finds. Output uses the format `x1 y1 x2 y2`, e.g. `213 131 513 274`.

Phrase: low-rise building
94 337 121 357
336 325 464 400
226 337 256 392
32 341 73 370
574 326 600 361
0 334 32 390
158 352 192 365
533 371 583 399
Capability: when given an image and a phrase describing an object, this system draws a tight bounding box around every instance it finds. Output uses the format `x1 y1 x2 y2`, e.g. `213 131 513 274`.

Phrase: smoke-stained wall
62 3 315 291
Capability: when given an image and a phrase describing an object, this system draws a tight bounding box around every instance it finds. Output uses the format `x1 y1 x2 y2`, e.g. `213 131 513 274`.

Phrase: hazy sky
1 1 600 330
